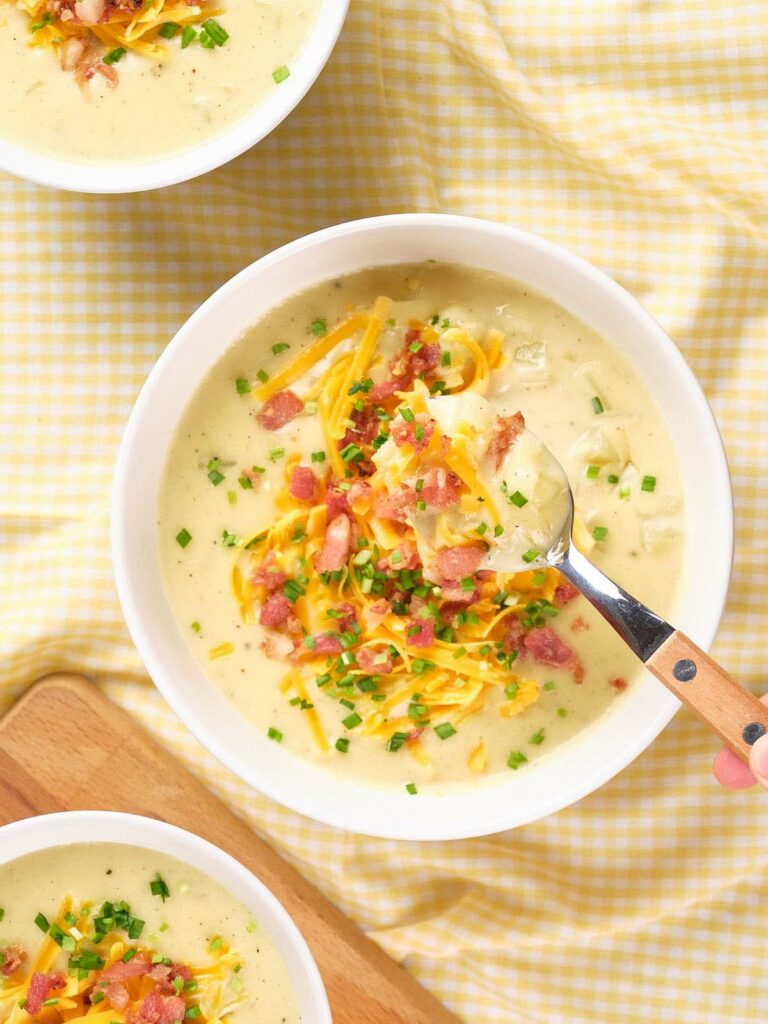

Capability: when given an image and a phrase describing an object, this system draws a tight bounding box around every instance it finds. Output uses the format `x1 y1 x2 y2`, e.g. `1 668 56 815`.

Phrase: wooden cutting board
0 674 461 1024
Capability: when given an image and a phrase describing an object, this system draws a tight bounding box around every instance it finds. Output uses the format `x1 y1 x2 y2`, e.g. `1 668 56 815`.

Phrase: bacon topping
356 646 394 674
1 945 26 977
554 583 579 607
391 414 435 453
375 486 416 522
610 676 628 690
377 540 421 572
256 390 303 431
315 514 351 573
420 468 462 509
487 411 525 470
312 633 343 655
325 481 350 519
126 991 187 1024
106 982 130 1010
251 551 288 591
288 465 316 501
259 592 292 629
523 626 584 683
101 953 151 982
435 545 485 581
25 972 66 1016
439 579 480 605
406 617 434 648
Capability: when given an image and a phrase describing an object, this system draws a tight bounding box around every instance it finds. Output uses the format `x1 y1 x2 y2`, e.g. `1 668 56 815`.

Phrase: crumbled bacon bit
439 579 481 604
261 631 295 660
609 676 628 690
259 593 292 629
256 390 303 430
126 991 187 1024
435 545 485 581
391 414 435 453
554 583 580 607
377 541 421 572
356 646 393 674
101 953 151 982
325 480 350 519
25 972 66 1016
363 599 390 631
420 468 462 509
340 405 379 449
487 411 524 470
523 626 584 683
289 465 316 501
375 486 417 523
315 514 351 573
251 551 288 591
570 615 588 633
1 945 26 977
312 633 343 655
502 615 526 653
106 982 129 1010
333 602 358 632
406 617 434 648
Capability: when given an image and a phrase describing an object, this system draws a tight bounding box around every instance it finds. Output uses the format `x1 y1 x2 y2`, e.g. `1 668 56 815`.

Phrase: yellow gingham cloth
2 2 768 1020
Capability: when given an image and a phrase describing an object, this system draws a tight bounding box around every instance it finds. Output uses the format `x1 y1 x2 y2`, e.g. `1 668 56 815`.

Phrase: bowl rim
112 212 734 840
0 0 349 194
0 809 331 1022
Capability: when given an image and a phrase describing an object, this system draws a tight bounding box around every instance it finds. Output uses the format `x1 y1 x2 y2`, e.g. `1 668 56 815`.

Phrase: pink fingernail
749 733 768 781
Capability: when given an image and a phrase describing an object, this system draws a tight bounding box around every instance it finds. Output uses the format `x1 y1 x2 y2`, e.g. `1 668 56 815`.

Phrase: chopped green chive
592 525 608 541
268 447 285 462
102 46 126 64
175 528 192 548
238 475 253 490
208 468 224 486
227 490 237 506
340 443 364 462
335 737 349 753
557 707 568 718
505 682 519 700
494 524 504 537
592 396 605 414
122 948 137 963
29 11 53 30
311 450 326 463
235 377 250 394
267 727 283 742
543 680 555 692
586 465 600 479
200 17 227 45
529 728 545 745
342 712 362 730
619 486 630 499
35 912 49 932
186 1008 202 1019
386 732 409 752
509 490 528 508
310 318 326 336
434 722 456 740
256 369 269 384
158 21 179 37
607 473 619 484
181 25 197 47
507 750 528 770
475 522 488 535
441 350 451 366
522 548 539 563
400 407 415 423
150 874 170 902
641 475 657 492
271 342 290 355
405 782 418 795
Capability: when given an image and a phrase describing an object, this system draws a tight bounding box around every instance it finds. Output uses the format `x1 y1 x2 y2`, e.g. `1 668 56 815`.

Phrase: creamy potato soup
0 0 320 163
0 844 298 1023
158 263 685 791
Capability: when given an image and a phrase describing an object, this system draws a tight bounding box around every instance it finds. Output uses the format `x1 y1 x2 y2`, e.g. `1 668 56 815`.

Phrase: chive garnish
607 473 619 484
35 912 49 932
405 782 418 795
434 722 456 740
235 377 250 394
310 318 326 336
271 342 290 355
507 750 527 770
505 682 519 700
387 732 408 752
102 47 126 64
150 874 170 902
335 738 349 753
181 24 197 47
267 727 283 742
273 64 290 84
509 490 528 508
175 528 192 548
158 21 179 37
586 465 600 479
557 707 568 717
342 712 362 730
592 396 605 414
529 728 545 745
256 369 269 384
208 468 224 486
592 525 608 541
522 548 538 563
400 407 415 423
641 475 657 492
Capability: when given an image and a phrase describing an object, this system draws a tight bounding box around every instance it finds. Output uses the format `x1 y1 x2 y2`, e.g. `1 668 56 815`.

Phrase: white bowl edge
112 213 734 840
0 810 331 1023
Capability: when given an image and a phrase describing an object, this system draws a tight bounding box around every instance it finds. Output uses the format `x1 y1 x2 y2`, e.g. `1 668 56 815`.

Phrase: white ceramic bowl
0 0 348 193
0 811 331 1022
113 214 733 840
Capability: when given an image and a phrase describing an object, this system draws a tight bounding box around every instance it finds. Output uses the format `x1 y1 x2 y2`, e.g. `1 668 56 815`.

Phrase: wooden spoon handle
646 631 768 761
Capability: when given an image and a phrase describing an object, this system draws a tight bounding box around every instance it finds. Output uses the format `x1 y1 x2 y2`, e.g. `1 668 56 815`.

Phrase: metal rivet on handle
742 722 767 746
673 658 697 682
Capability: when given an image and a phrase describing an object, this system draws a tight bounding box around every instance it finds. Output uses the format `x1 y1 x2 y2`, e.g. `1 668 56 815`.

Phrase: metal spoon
493 458 768 763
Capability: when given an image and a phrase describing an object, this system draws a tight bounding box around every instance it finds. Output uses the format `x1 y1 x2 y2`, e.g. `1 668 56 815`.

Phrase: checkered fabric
1 1 767 1021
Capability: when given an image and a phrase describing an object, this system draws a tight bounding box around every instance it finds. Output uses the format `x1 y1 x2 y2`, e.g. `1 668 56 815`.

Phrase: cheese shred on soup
158 263 686 791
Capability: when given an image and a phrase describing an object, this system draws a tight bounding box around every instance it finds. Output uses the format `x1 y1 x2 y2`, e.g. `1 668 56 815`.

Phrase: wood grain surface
647 630 768 761
0 673 461 1024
